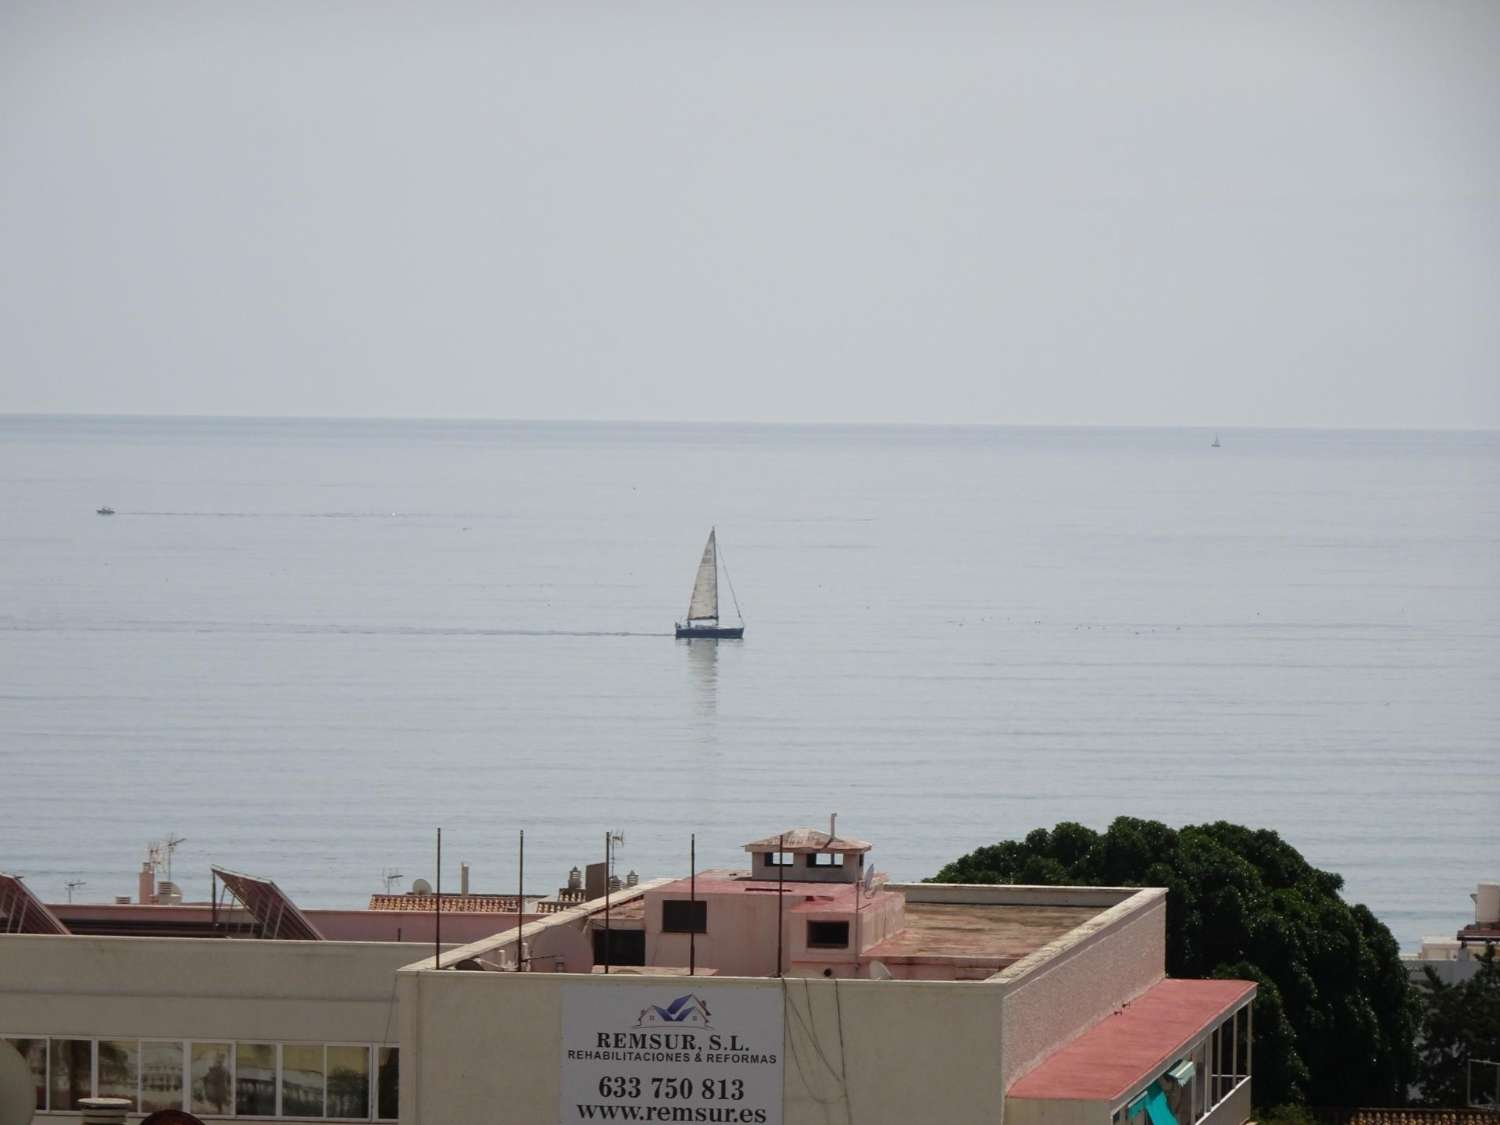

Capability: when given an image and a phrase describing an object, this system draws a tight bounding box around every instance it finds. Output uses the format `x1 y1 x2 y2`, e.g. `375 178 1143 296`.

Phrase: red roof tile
1008 978 1255 1102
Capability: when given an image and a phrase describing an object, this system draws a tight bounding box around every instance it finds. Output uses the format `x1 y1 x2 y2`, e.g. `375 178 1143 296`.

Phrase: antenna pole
434 827 442 970
516 829 525 971
602 831 611 975
776 833 784 978
689 834 696 977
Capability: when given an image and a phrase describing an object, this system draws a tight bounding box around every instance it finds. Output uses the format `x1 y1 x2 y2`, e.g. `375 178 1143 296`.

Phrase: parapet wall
992 888 1168 1091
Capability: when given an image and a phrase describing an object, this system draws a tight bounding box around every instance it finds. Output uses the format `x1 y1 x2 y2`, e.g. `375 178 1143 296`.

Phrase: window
236 1042 277 1116
377 1047 400 1121
282 1043 325 1117
809 853 844 868
98 1039 140 1109
764 852 794 867
662 899 708 933
2 1039 45 1110
49 1039 92 1111
327 1045 371 1120
4 1035 395 1120
140 1041 185 1114
807 920 850 948
192 1042 233 1116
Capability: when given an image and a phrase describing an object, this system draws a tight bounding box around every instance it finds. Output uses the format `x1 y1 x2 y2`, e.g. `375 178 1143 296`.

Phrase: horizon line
2 410 1497 434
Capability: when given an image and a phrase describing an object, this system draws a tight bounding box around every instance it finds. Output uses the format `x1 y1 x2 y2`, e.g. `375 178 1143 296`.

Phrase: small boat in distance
96 506 115 515
675 528 745 639
1211 434 1221 448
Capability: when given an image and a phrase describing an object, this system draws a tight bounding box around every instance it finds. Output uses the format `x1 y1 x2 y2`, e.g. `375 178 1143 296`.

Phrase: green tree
929 818 1417 1108
1413 947 1500 1107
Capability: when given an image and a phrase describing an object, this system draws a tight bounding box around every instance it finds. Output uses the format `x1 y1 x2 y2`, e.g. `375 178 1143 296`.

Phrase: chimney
829 813 838 842
138 862 154 905
460 863 470 897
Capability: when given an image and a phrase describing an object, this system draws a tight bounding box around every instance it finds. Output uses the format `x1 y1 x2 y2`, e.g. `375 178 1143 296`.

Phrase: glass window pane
327 1045 371 1120
1191 1038 1208 1122
1216 1017 1233 1101
236 1043 277 1116
377 1047 399 1120
282 1044 324 1117
141 1041 185 1113
2 1039 47 1110
98 1040 139 1109
1235 1006 1250 1078
191 1043 233 1116
48 1039 93 1110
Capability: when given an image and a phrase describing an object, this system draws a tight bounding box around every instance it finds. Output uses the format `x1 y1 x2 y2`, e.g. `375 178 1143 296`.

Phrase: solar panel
0 873 70 935
212 867 323 941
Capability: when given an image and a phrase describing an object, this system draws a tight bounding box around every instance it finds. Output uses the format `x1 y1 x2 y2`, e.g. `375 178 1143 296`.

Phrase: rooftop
742 828 872 854
1008 978 1256 1102
865 901 1101 971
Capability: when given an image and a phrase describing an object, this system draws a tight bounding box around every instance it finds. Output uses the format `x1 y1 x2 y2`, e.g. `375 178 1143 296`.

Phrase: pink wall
643 884 905 978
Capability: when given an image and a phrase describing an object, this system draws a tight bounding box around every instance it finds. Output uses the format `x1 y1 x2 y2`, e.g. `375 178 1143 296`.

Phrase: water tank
626 870 639 888
1476 882 1500 925
567 866 582 892
156 882 182 906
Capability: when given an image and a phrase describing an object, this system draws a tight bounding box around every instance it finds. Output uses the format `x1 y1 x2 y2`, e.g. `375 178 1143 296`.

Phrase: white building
2 829 1257 1125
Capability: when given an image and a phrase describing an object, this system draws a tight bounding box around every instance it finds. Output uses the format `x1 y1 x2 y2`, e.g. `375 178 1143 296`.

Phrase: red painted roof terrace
1009 978 1255 1103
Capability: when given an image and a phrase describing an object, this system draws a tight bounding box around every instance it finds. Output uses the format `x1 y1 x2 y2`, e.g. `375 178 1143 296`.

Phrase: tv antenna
162 834 187 885
607 831 625 880
382 868 405 894
65 880 86 903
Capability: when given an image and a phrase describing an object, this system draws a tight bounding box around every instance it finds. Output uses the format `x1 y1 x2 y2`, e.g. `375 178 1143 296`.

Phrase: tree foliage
929 818 1417 1108
1412 947 1500 1107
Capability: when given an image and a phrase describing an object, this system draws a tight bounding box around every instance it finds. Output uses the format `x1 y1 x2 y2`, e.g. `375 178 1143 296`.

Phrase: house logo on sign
634 994 713 1029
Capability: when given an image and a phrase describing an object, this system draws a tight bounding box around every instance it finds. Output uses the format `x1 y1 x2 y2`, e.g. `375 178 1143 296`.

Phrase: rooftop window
807 921 850 949
661 899 708 934
808 853 844 868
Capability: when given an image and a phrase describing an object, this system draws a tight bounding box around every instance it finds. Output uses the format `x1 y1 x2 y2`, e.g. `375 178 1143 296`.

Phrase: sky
2 1 1497 428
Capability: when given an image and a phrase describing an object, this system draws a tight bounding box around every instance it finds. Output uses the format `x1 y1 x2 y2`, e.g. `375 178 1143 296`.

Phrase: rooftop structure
1403 879 1499 986
395 826 1256 1125
2 825 1257 1125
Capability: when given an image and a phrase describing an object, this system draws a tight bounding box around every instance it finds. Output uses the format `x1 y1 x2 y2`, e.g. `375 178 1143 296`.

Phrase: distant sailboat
675 529 745 639
1211 434 1221 448
96 506 115 515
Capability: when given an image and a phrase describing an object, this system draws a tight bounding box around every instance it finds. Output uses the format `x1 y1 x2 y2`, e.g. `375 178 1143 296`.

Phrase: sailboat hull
675 625 744 639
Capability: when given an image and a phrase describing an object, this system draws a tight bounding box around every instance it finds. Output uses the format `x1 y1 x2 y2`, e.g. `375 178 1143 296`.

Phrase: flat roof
865 902 1101 968
1008 978 1256 1102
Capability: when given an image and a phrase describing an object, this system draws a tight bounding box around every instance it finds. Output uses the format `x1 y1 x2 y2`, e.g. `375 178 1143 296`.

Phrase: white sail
686 530 719 621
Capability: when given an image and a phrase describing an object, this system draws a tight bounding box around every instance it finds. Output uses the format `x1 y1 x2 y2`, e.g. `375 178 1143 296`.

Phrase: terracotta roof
368 894 527 914
1008 978 1255 1102
742 828 872 854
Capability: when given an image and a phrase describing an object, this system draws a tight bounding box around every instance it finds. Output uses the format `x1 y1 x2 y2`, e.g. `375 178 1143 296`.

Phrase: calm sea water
1 415 1495 948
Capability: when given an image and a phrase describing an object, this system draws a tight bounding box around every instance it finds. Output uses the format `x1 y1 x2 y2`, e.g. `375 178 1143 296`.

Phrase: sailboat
675 528 745 639
1211 434 1221 448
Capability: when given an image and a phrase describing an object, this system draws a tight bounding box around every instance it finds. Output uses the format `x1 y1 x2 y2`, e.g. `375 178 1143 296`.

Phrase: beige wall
397 965 1011 1125
396 883 1169 1125
0 933 420 1044
992 889 1168 1091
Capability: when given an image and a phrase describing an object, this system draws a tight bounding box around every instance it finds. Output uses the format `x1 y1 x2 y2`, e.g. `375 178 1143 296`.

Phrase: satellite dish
862 864 876 892
0 1039 35 1125
868 960 893 981
412 878 433 895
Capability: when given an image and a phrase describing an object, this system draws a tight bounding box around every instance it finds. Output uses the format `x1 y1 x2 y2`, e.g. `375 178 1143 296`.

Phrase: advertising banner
560 980 783 1124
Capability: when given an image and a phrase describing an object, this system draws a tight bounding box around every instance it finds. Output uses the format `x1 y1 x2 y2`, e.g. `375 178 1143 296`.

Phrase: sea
1 415 1495 949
